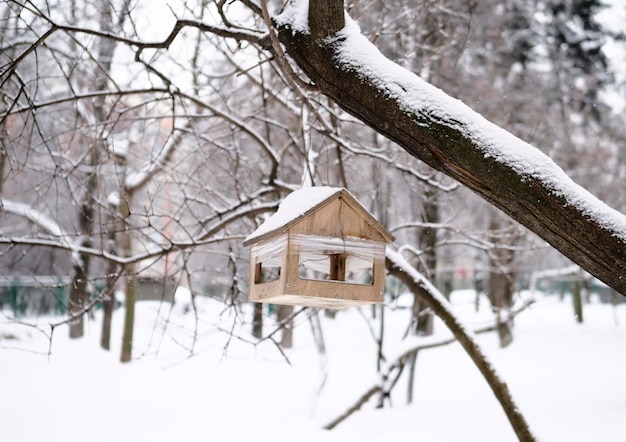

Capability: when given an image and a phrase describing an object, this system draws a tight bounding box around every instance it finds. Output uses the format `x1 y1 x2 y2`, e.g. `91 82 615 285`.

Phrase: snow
276 0 310 33
3 3 626 440
107 191 121 207
2 289 626 441
244 186 343 244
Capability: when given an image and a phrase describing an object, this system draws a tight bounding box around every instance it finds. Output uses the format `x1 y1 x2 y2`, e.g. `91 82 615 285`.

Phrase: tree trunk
489 270 514 348
68 261 89 338
119 192 137 363
68 169 96 338
572 279 584 324
100 284 115 350
277 0 626 296
487 216 516 348
377 303 384 372
406 351 418 405
277 304 294 349
100 219 119 350
69 0 117 339
308 0 344 40
414 186 438 335
252 303 263 339
120 272 136 362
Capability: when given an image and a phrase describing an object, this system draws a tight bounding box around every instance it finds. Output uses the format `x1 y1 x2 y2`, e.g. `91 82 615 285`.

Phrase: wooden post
329 253 346 281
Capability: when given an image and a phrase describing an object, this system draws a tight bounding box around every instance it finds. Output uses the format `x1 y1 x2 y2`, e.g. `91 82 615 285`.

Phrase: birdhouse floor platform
251 293 378 310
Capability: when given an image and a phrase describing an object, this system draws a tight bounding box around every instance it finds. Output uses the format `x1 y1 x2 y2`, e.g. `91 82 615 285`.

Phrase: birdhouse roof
243 186 395 246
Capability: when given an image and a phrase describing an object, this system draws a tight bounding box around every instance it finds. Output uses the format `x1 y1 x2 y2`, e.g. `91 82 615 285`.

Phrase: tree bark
252 303 263 339
68 168 95 338
69 0 117 338
100 282 115 350
487 216 516 348
119 186 137 363
120 271 136 362
572 280 584 324
100 215 119 350
308 0 344 39
277 0 626 296
277 304 294 349
414 186 438 335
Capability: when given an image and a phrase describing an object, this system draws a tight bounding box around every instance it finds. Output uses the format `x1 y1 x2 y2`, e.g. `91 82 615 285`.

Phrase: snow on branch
0 198 79 266
324 296 536 430
385 248 535 440
1 199 65 238
329 16 626 242
124 130 182 191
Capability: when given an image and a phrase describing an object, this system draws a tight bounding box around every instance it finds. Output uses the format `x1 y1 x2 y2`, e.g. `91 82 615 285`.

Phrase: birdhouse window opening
251 235 287 284
292 234 383 286
255 262 281 284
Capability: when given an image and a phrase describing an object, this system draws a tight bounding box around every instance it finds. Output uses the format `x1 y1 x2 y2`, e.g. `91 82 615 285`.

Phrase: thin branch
0 234 241 266
324 298 535 430
323 385 383 430
0 198 80 266
1 87 172 119
258 0 316 91
56 19 270 53
257 306 308 344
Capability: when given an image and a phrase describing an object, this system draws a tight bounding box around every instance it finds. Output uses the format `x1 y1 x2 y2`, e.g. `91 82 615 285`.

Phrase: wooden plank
249 294 378 310
243 188 395 246
248 239 290 301
290 198 388 241
329 253 346 281
285 257 386 304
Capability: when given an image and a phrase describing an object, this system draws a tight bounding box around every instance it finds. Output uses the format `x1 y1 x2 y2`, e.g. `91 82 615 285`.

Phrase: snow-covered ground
1 290 625 441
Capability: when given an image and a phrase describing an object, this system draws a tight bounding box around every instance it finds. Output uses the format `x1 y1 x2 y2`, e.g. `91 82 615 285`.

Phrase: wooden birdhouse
243 187 395 309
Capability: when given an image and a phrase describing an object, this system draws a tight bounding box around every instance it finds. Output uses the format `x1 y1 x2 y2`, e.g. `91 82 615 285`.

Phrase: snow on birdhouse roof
243 186 392 246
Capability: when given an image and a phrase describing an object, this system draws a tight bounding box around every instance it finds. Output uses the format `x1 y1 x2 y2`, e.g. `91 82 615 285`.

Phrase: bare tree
2 1 625 439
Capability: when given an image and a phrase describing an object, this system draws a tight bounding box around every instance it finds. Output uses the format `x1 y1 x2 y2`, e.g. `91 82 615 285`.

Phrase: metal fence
0 276 177 317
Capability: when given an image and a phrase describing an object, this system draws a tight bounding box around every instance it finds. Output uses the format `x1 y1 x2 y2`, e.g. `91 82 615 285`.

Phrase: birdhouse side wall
282 238 386 305
248 236 289 302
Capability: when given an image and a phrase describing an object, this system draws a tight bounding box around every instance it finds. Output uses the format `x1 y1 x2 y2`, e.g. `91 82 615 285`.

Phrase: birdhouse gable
243 187 394 246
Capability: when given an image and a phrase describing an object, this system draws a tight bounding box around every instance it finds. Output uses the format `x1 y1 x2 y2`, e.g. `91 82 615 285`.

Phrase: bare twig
258 0 316 92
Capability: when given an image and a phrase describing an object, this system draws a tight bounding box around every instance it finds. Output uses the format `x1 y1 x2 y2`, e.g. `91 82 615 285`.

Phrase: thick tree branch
275 0 626 295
